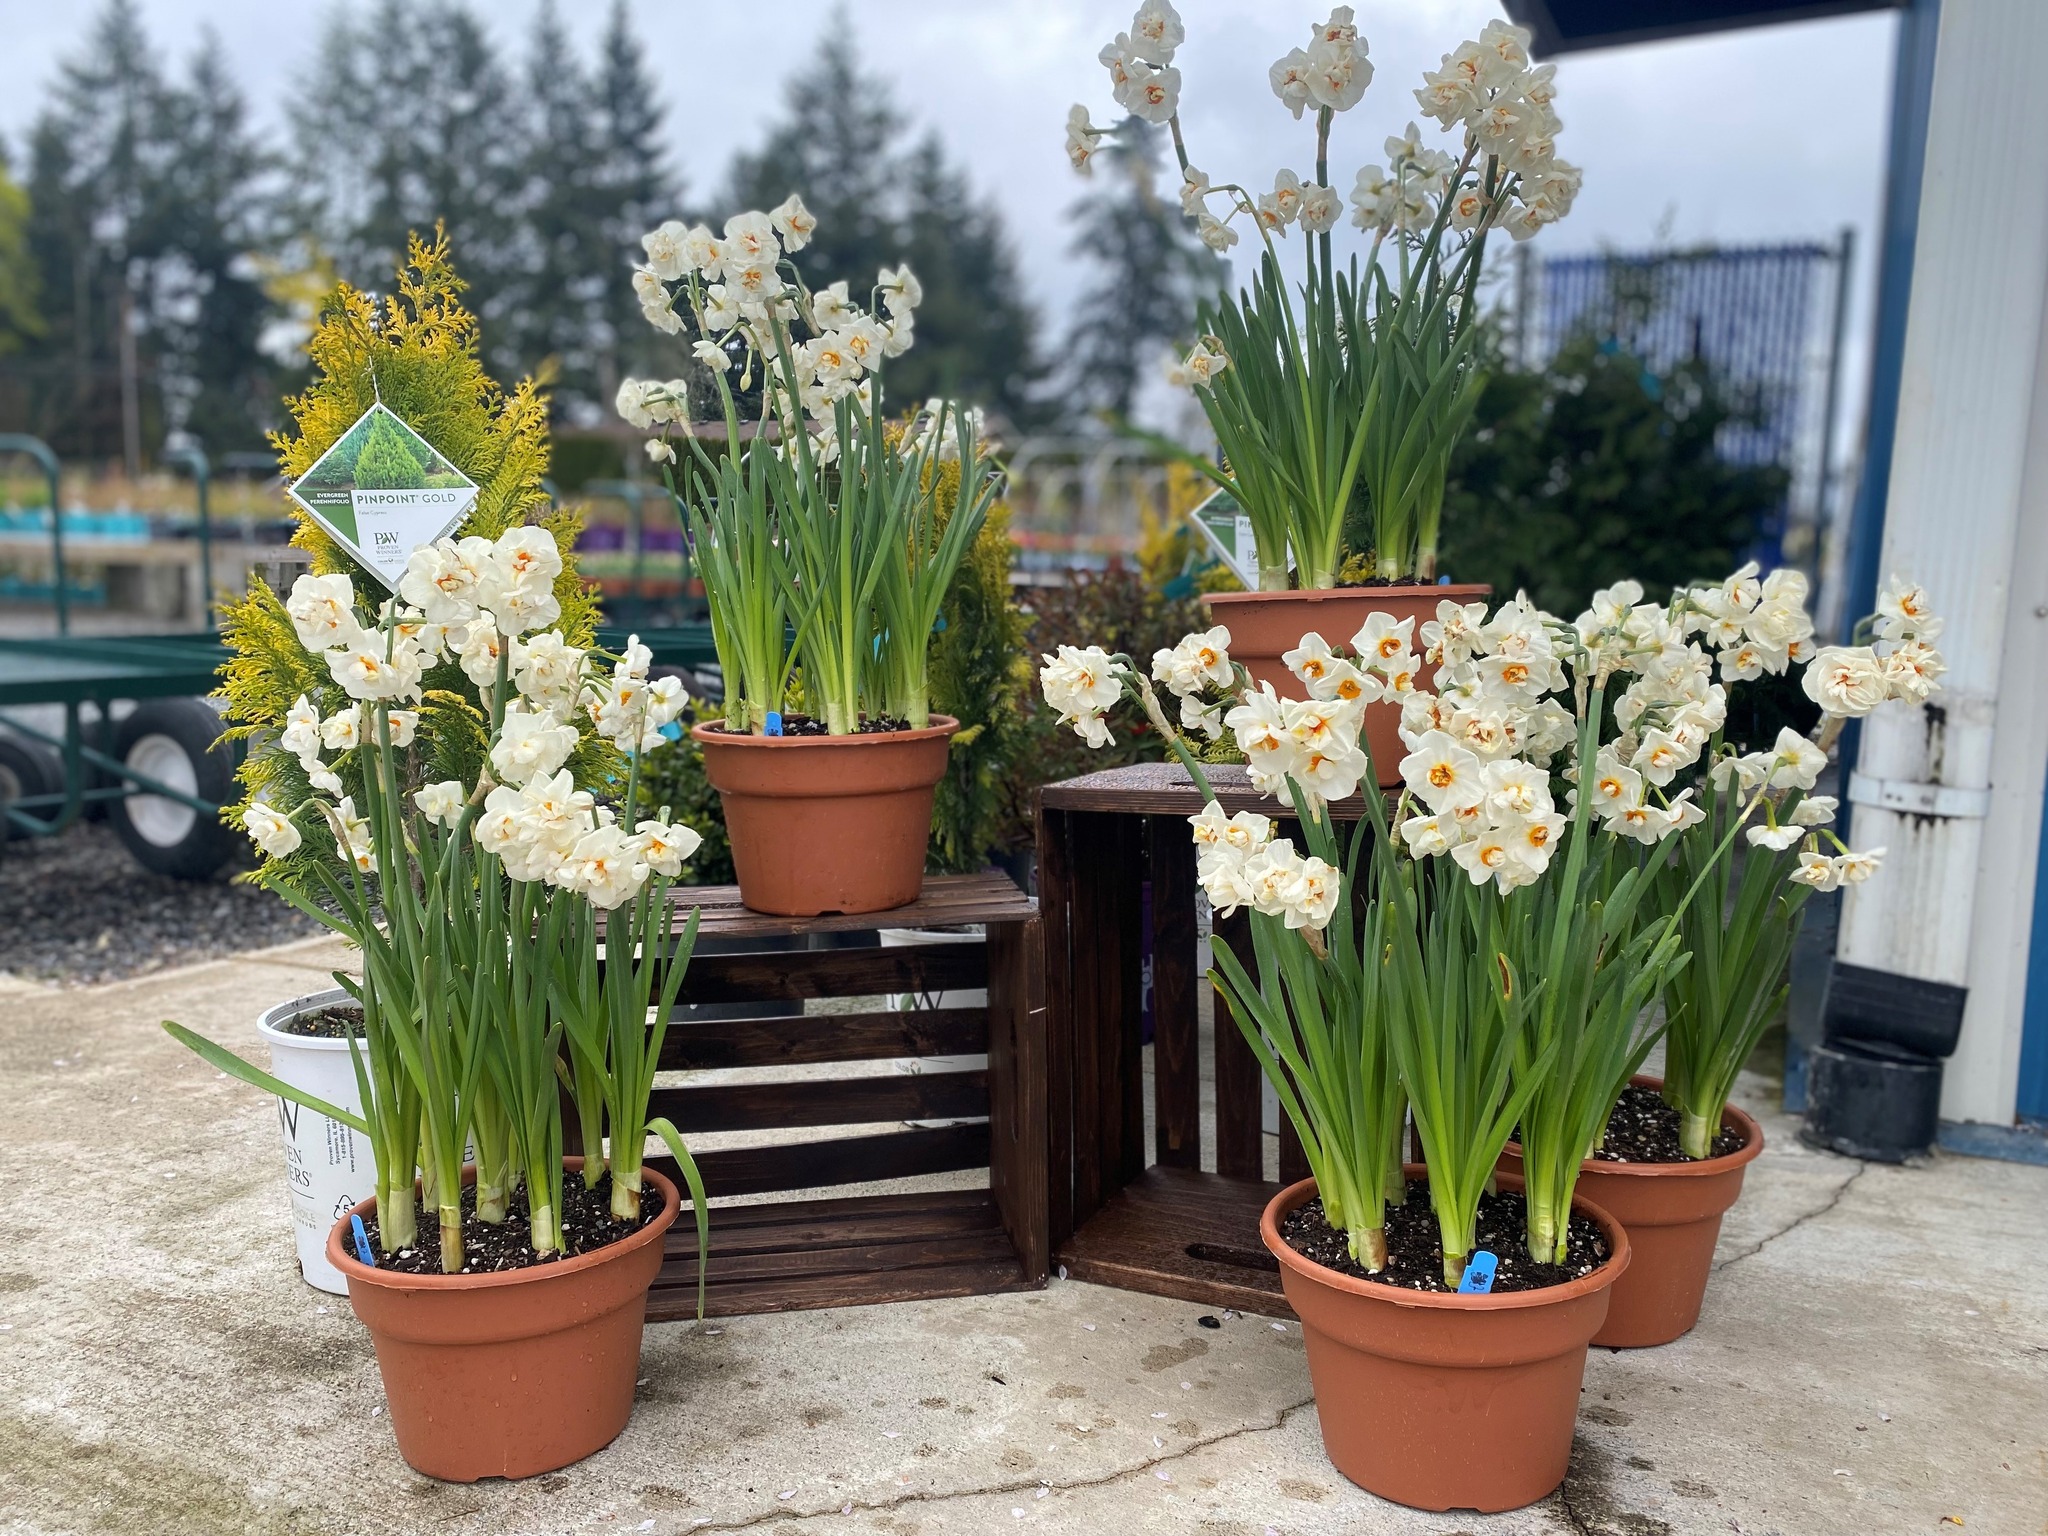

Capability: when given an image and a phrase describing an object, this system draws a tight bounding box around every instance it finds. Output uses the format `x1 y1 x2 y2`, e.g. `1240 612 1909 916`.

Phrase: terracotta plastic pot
325 1159 678 1482
1203 585 1489 787
692 716 956 916
1500 1075 1763 1349
1262 1166 1628 1513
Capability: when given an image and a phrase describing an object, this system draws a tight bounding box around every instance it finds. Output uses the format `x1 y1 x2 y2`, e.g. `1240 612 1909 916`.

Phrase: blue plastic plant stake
764 711 783 737
350 1213 373 1265
1457 1251 1497 1294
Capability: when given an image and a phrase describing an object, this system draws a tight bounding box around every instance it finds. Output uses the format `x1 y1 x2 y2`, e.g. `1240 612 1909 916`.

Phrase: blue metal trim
2017 756 2048 1120
1838 0 1941 643
1937 1118 2048 1168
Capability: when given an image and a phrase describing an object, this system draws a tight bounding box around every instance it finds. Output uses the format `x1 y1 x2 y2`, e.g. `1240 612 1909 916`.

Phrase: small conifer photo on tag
286 401 480 590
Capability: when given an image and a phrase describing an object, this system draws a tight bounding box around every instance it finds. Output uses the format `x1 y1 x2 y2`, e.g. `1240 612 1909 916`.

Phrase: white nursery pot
258 988 373 1295
878 926 987 1128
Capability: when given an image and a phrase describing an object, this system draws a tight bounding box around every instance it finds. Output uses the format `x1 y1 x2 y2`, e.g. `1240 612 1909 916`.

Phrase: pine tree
14 1 275 457
508 0 611 418
1062 120 1227 422
288 1 526 371
351 408 426 490
590 0 680 402
721 27 1044 426
0 149 41 359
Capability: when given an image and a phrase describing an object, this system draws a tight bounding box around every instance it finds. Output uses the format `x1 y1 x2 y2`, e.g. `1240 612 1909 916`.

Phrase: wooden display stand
1036 763 1370 1317
636 872 1048 1320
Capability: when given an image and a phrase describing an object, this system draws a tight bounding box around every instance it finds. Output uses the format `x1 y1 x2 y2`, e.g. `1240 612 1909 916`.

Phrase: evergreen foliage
350 408 427 490
1435 329 1790 613
219 231 599 877
0 153 40 358
16 2 274 455
288 1 527 373
722 29 1045 426
926 466 1031 874
1062 121 1228 421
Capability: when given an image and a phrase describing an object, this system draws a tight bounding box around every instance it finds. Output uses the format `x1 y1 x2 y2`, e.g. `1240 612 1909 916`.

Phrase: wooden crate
630 872 1048 1320
1037 763 1371 1317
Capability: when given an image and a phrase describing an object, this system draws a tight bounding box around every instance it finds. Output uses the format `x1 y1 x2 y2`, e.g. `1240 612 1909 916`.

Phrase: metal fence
1513 235 1855 574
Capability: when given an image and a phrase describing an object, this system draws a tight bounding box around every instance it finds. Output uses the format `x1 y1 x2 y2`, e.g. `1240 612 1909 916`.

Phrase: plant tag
763 711 783 736
1457 1251 1497 1294
1188 486 1294 587
350 1213 374 1265
286 402 479 592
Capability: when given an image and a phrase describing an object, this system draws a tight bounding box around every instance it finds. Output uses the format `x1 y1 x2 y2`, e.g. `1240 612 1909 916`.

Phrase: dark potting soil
359 1169 660 1276
273 1005 363 1039
1279 1180 1609 1294
1591 1082 1745 1164
710 714 912 737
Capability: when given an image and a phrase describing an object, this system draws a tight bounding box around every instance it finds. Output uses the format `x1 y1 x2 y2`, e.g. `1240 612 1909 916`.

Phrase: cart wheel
108 699 236 879
0 734 62 842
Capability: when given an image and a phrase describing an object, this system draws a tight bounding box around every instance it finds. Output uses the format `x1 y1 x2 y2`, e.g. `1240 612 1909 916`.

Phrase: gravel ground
0 821 320 985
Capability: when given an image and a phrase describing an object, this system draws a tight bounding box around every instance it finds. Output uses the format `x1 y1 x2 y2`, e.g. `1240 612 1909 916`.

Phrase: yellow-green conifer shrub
218 228 602 882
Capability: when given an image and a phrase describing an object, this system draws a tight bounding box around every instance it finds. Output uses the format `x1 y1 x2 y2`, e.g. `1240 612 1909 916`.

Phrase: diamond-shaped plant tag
286 402 479 591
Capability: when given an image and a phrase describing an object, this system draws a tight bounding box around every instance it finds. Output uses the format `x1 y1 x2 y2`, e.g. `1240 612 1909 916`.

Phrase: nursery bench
634 872 1048 1319
1037 762 1372 1318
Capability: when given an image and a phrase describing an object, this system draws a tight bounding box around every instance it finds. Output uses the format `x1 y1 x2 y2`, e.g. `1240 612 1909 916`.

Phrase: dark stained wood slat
1037 803 1077 1251
1113 813 1147 1191
987 918 1051 1284
1148 816 1202 1170
647 1122 991 1199
651 1259 1036 1320
1278 1113 1311 1186
1038 762 1376 821
1055 1165 1291 1318
1210 908 1265 1181
647 1070 987 1134
660 1225 1020 1288
656 1008 986 1071
645 1187 1033 1320
674 943 986 1005
657 870 1035 938
689 1188 1004 1250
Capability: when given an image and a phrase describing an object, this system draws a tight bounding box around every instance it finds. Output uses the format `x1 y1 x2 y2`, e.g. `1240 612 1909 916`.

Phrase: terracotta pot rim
1503 1074 1766 1179
324 1157 678 1295
690 715 959 750
1202 584 1490 606
1260 1166 1630 1313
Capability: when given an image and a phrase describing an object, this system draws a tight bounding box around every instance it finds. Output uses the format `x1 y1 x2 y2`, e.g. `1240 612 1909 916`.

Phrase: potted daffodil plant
164 238 715 1483
1067 5 1582 777
616 198 1001 916
1497 566 1947 1347
1037 560 1929 1509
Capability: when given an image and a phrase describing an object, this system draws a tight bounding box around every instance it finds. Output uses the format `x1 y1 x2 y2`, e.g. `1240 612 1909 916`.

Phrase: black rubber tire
0 733 63 842
107 698 237 879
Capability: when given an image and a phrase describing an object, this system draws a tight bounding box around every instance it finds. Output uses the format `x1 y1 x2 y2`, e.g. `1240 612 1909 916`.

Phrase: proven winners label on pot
286 402 479 591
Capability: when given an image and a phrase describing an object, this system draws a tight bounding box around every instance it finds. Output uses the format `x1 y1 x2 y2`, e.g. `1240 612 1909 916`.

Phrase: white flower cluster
256 529 697 908
1799 575 1946 715
1189 800 1341 929
1038 644 1125 748
1097 0 1186 127
1041 567 1933 905
1271 7 1373 119
1413 20 1581 240
620 201 920 465
1350 123 1455 237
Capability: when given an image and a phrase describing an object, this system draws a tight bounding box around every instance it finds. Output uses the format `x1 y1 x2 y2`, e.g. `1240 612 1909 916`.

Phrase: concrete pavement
1 936 2044 1535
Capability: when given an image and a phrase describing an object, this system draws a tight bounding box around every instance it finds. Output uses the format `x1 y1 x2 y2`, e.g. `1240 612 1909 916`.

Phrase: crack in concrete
682 1396 1318 1531
1554 1478 1597 1535
1714 1161 1867 1271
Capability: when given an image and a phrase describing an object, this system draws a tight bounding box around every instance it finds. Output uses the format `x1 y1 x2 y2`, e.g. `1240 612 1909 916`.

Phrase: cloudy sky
3 0 1897 420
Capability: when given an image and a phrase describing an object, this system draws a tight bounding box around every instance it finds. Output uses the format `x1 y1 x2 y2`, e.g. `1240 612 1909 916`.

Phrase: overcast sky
1 0 1897 430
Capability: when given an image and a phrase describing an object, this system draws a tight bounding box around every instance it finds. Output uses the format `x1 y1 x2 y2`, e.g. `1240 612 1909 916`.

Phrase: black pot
1800 1040 1943 1162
